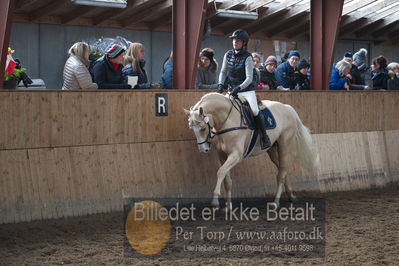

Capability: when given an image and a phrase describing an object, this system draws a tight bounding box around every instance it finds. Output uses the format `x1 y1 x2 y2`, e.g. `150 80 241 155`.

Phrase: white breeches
238 90 259 116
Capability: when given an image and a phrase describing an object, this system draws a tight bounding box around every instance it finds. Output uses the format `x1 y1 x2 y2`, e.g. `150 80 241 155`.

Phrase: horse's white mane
192 93 226 110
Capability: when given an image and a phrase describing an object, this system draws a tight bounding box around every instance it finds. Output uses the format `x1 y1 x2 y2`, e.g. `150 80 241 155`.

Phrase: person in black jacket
259 55 280 90
92 44 131 89
295 59 310 90
371 56 389 90
275 50 300 90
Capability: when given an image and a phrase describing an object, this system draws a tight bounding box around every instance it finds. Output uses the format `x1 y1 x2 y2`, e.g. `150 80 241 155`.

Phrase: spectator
343 52 361 85
371 56 389 90
353 48 370 86
343 52 370 90
252 52 262 69
330 59 351 90
123 42 160 89
62 42 98 90
295 59 310 90
275 50 300 90
252 52 262 90
387 62 399 90
92 44 131 89
259 55 279 90
161 51 173 89
195 48 218 89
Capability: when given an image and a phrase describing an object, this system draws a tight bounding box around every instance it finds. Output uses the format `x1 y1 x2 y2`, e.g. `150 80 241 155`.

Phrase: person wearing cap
62 42 98 90
295 59 310 90
259 55 279 90
92 43 131 89
353 48 371 86
195 48 218 90
343 52 371 90
218 29 271 149
275 50 300 90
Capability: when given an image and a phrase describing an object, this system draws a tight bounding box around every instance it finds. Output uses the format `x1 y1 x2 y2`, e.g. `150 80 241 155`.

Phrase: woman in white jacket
62 42 98 90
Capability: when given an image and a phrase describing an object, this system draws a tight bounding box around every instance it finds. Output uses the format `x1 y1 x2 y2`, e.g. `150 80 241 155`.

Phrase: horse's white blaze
192 125 210 152
189 110 210 153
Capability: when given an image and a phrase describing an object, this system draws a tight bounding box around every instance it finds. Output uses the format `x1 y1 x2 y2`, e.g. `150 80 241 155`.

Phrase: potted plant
3 68 25 89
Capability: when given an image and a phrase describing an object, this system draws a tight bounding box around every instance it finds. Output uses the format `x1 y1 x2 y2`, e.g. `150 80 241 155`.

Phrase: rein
197 96 249 145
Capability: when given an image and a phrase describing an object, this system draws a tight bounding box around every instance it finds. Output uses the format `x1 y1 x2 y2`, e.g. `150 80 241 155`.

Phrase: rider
217 29 271 149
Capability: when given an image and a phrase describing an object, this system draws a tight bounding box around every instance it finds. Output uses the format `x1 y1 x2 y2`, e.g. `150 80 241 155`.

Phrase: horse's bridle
196 97 248 145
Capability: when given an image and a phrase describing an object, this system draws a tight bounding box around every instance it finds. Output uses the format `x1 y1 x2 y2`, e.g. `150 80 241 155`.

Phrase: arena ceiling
12 0 399 44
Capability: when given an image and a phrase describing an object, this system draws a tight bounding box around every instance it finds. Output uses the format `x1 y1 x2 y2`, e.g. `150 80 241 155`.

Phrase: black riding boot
255 113 271 150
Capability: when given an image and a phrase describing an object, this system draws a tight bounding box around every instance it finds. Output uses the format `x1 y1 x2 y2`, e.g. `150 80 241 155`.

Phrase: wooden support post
0 0 15 89
172 0 207 89
310 0 344 90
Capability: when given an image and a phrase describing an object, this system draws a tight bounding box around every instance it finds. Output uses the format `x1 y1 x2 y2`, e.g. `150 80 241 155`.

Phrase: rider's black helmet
229 29 249 43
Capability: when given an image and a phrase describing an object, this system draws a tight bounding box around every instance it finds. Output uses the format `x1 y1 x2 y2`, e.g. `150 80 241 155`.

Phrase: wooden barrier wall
0 90 399 224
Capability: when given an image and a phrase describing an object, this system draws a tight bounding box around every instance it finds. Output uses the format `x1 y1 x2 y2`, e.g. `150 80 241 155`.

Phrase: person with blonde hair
161 50 173 89
330 59 351 90
123 42 159 89
195 48 218 89
62 42 98 90
387 62 399 90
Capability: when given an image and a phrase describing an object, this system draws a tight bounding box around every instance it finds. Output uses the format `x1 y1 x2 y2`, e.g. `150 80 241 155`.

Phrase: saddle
233 95 277 157
235 95 276 130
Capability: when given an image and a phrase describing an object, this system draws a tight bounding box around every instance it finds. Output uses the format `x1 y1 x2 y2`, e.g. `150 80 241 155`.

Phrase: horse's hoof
211 199 220 210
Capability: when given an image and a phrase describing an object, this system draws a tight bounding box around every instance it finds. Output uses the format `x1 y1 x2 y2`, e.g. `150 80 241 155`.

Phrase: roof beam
340 4 399 36
217 0 247 10
93 0 160 25
245 0 274 11
265 12 309 37
285 20 309 38
150 12 172 29
353 20 385 37
372 21 399 38
342 0 375 15
61 6 93 24
29 0 68 21
123 0 172 27
340 0 398 27
247 1 310 35
16 0 43 10
214 0 297 32
350 10 399 37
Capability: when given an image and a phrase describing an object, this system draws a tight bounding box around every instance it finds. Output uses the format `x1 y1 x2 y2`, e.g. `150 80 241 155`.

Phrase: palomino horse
184 92 319 209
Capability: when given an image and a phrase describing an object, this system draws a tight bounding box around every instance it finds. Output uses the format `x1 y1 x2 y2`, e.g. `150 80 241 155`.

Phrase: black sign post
155 93 168 116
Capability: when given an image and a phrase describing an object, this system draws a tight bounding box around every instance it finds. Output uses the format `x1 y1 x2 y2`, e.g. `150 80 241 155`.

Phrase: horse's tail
288 105 320 171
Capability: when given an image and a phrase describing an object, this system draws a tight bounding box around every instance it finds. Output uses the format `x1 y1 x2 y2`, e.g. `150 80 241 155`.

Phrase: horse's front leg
223 173 232 212
211 152 240 208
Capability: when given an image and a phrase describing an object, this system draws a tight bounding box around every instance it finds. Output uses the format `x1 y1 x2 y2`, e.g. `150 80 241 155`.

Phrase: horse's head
184 106 212 153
